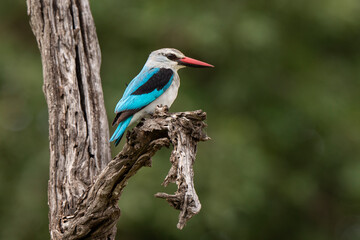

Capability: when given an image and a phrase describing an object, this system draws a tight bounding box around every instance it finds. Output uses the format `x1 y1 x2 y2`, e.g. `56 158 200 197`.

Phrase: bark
27 0 209 239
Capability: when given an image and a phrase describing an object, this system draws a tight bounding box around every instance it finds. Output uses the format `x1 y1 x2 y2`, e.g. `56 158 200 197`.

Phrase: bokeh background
1 0 360 239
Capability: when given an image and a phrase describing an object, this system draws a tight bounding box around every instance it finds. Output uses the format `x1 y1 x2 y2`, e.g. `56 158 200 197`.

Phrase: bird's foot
154 104 169 116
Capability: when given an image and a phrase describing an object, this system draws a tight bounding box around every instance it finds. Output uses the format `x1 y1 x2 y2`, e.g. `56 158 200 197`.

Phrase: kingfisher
110 48 214 146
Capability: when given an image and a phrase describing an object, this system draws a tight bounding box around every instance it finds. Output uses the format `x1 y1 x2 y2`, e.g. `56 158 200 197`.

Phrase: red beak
178 56 214 68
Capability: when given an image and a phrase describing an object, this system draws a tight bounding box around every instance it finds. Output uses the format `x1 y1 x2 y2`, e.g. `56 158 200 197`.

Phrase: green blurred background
1 0 360 239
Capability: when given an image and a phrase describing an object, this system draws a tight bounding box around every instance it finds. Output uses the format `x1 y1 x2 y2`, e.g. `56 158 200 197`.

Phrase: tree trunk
27 1 209 239
27 0 114 238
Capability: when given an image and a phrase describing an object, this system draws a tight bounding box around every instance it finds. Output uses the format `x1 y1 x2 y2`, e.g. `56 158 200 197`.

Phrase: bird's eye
166 53 178 61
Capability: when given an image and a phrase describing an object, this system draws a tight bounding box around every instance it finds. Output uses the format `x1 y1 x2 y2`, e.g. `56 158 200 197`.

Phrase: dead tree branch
27 0 208 239
61 106 209 239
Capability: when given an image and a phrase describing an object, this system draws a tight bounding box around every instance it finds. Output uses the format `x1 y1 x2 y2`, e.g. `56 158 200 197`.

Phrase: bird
110 48 214 146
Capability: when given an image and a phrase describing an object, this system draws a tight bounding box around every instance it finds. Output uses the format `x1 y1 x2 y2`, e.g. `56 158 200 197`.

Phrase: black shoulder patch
131 68 173 95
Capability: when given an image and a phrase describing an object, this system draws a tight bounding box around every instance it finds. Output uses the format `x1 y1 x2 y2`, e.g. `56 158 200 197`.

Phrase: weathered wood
27 0 113 238
154 106 209 229
61 106 209 238
27 0 208 239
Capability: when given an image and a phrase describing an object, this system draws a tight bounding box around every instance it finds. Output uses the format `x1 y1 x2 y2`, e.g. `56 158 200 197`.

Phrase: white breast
130 73 180 125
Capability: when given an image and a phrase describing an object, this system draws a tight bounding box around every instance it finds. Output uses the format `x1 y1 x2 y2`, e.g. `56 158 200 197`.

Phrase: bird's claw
155 104 169 116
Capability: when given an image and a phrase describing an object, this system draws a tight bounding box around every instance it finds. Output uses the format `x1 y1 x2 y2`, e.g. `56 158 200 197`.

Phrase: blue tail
110 116 132 146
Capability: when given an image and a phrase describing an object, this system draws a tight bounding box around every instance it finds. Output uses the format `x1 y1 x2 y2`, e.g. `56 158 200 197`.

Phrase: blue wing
120 67 159 102
110 67 174 145
114 68 174 113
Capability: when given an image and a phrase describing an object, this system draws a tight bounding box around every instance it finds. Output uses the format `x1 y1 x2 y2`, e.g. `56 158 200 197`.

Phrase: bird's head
146 48 214 70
